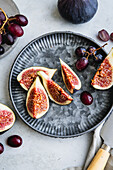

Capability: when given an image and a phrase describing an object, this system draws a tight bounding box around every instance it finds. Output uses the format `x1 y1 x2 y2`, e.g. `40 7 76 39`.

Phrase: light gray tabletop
0 0 113 170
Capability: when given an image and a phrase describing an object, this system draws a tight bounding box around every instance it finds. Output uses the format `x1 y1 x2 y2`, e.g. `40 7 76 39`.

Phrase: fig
17 67 57 91
58 0 98 24
91 48 113 90
0 103 15 133
37 71 73 105
60 58 81 93
26 76 49 119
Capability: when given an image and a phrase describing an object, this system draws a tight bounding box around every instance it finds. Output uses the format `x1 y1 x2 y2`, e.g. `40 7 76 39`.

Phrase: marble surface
0 0 113 170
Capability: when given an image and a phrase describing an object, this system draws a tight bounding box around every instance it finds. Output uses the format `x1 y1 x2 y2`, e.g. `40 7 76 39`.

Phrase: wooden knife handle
87 147 110 170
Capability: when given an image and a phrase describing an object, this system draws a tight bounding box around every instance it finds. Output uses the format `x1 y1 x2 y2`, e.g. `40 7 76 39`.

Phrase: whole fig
58 0 98 24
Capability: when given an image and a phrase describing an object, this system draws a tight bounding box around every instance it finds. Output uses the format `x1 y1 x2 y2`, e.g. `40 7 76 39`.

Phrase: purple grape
0 34 2 45
0 46 4 55
0 11 5 21
81 91 93 105
8 23 24 37
0 20 3 27
75 57 88 71
110 33 113 41
94 54 104 62
0 143 4 154
7 135 23 147
15 14 28 26
98 29 110 42
4 33 14 45
75 47 86 57
87 46 97 56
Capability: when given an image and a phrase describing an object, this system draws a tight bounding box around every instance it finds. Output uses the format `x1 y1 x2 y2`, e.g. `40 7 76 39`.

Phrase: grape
8 23 24 37
0 11 5 21
15 14 28 26
7 135 22 147
75 57 88 71
0 20 3 27
87 46 97 56
80 91 93 105
98 29 110 42
0 45 4 55
4 33 14 45
75 47 86 57
110 33 113 41
0 143 4 154
0 34 2 45
94 54 104 62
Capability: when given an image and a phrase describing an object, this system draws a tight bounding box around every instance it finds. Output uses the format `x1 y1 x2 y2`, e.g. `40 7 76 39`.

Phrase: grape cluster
75 45 105 71
0 8 28 55
75 45 107 105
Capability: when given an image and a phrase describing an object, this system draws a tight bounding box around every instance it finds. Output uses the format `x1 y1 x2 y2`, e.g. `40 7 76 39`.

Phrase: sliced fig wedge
17 67 57 91
37 71 73 105
26 76 49 119
0 103 15 133
91 48 113 90
60 58 81 93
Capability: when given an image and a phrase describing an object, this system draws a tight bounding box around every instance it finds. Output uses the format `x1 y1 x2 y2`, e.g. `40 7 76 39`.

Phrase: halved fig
26 76 49 119
0 103 15 133
91 48 113 90
17 67 57 91
60 58 81 93
37 71 73 105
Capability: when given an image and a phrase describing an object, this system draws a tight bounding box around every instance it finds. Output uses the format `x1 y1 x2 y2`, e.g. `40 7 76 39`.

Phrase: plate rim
8 31 113 138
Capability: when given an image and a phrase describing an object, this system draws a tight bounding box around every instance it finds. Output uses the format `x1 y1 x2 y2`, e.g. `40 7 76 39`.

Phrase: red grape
15 14 28 26
98 29 110 42
81 91 93 105
7 135 22 147
110 33 113 41
4 33 14 45
75 57 88 71
8 23 24 37
75 47 86 57
0 143 4 154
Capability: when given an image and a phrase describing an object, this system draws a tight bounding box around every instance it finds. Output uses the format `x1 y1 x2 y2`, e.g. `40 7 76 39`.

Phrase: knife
87 110 113 170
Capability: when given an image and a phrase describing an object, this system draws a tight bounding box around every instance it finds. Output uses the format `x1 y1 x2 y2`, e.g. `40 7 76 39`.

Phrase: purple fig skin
58 0 98 24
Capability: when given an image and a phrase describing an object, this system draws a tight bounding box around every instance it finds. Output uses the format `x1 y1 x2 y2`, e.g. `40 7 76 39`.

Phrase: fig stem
0 8 9 34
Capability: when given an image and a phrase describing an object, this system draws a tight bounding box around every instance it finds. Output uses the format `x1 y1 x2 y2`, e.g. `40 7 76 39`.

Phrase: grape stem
84 43 108 59
0 8 9 34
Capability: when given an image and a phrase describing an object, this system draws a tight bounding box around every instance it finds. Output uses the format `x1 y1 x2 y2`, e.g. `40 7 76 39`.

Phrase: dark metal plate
9 32 113 137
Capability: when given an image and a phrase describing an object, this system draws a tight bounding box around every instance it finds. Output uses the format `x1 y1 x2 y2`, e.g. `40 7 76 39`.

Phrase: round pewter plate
9 32 113 138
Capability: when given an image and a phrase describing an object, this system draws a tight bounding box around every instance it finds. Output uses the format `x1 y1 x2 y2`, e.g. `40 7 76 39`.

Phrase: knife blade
87 109 113 170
